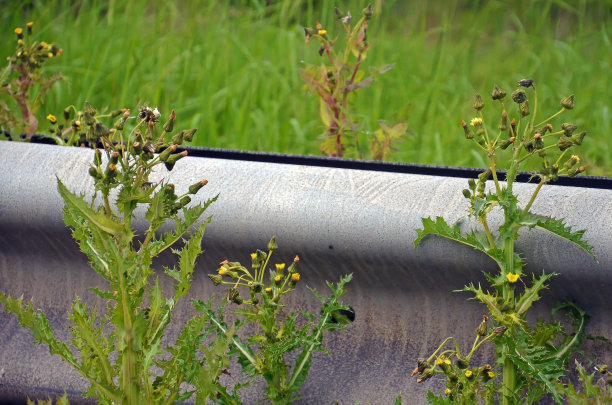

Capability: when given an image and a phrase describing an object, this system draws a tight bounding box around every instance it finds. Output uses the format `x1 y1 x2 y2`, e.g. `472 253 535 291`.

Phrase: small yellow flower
506 273 520 283
275 263 285 271
250 253 257 260
265 287 272 293
470 117 483 127
444 388 451 396
14 27 23 35
46 114 57 124
274 275 282 283
291 273 300 282
41 41 48 47
318 29 327 36
26 22 34 29
444 359 451 365
487 371 495 379
436 358 444 366
218 268 228 275
465 370 473 378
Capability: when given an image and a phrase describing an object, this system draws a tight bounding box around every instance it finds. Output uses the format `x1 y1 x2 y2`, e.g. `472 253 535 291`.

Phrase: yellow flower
291 273 300 282
26 22 34 29
487 371 495 379
46 114 57 124
265 287 272 293
250 253 257 260
470 117 483 127
444 359 451 365
444 388 451 395
274 275 282 283
318 29 327 35
14 27 23 35
275 263 285 271
218 268 228 275
506 273 520 283
464 370 473 378
436 358 444 366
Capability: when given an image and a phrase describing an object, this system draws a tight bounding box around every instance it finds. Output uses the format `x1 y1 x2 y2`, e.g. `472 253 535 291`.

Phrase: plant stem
522 180 544 215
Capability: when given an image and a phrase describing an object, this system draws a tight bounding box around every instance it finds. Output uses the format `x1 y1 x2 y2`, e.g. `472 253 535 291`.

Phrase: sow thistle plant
0 103 239 404
0 22 63 140
204 237 354 404
301 4 407 160
412 80 600 404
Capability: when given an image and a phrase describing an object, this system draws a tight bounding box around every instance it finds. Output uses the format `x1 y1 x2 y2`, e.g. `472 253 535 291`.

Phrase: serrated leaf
57 178 126 237
526 215 596 261
515 272 556 316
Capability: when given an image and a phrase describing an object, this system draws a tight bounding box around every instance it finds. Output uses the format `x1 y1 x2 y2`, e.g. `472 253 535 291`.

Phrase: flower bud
227 288 243 305
561 94 575 110
208 274 223 286
563 155 580 171
334 7 344 19
179 196 191 207
596 365 609 374
511 89 526 104
362 3 373 19
491 84 506 101
131 141 142 155
473 94 485 111
571 131 586 145
163 109 176 133
468 179 476 190
517 78 534 88
499 137 515 150
568 166 585 178
417 367 434 383
456 357 469 369
250 282 263 293
159 144 177 162
558 136 573 151
476 315 488 336
478 169 491 183
183 128 197 143
88 167 100 180
461 119 473 139
492 326 507 337
499 110 507 131
561 123 577 137
164 150 188 171
520 100 530 117
256 249 267 262
304 27 315 37
462 189 471 199
533 133 544 149
267 236 278 251
110 151 119 164
189 179 208 194
510 118 517 138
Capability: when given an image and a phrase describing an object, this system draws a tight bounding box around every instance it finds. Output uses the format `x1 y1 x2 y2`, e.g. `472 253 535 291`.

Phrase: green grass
1 0 610 175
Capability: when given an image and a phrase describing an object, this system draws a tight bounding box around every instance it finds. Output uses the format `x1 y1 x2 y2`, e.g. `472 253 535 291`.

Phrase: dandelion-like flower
291 273 300 282
46 114 57 124
218 268 228 276
506 273 519 283
465 370 473 378
470 117 483 127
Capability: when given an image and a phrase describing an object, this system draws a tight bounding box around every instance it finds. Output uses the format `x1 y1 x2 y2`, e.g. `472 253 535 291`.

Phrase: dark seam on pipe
22 135 612 189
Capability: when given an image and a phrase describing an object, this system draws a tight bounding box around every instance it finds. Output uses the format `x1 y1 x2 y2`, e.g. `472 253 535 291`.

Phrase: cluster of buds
208 237 301 306
8 23 62 72
460 79 588 183
595 364 612 386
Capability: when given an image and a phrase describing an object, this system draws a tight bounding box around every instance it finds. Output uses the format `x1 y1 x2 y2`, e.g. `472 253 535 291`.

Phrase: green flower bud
520 100 530 117
159 144 177 162
227 288 243 305
468 178 476 190
456 357 469 369
597 365 609 374
461 120 474 139
334 7 344 19
189 179 208 194
183 128 197 143
563 155 580 171
533 133 544 149
110 109 123 118
171 130 184 145
473 94 485 111
571 131 586 145
179 196 191 207
476 315 488 337
561 123 577 137
256 249 267 262
417 367 434 383
499 136 515 150
267 236 278 251
511 89 526 104
250 282 263 293
362 3 373 19
63 108 71 121
163 109 176 133
499 109 507 131
164 150 188 171
462 189 471 199
88 166 100 180
492 326 507 337
303 27 315 37
83 102 96 125
561 94 575 110
208 274 223 286
491 84 506 101
558 136 574 151
568 165 585 178
478 169 491 183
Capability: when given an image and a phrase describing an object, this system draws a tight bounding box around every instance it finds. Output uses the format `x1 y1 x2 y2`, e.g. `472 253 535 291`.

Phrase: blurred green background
2 0 611 175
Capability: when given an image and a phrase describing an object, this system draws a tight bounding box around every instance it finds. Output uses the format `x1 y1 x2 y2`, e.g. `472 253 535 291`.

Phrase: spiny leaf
515 272 556 316
57 178 125 236
526 215 596 261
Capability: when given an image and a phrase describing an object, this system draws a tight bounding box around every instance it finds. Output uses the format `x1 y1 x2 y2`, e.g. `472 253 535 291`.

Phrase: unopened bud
478 169 491 183
476 315 488 337
63 108 71 121
462 189 471 199
520 100 530 117
491 84 506 101
110 151 119 164
558 136 573 151
517 78 534 88
159 144 177 162
163 109 176 132
208 274 223 286
563 155 580 171
183 128 197 143
533 133 544 149
571 131 586 145
468 178 476 190
561 94 575 110
417 367 434 383
499 110 507 131
492 326 507 337
473 94 485 111
568 166 586 178
227 288 243 305
561 123 577 137
597 365 609 374
511 89 526 104
461 119 473 139
334 7 344 19
267 236 278 251
189 179 208 194
510 118 517 137
499 137 515 150
362 3 373 19
456 357 469 369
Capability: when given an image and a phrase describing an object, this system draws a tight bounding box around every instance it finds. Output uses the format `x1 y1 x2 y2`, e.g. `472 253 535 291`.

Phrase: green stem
535 107 565 128
522 180 544 216
481 218 496 249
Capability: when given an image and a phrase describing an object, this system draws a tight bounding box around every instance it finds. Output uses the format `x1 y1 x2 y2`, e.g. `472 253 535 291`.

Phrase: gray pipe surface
1 142 611 404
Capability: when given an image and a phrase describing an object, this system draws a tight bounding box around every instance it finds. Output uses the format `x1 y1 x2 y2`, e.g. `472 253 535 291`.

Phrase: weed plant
1 1 610 174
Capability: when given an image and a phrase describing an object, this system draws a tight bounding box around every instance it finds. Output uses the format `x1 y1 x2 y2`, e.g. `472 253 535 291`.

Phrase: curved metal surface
1 142 611 404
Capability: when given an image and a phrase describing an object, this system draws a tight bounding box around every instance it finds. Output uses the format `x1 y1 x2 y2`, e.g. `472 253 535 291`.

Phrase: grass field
2 0 611 175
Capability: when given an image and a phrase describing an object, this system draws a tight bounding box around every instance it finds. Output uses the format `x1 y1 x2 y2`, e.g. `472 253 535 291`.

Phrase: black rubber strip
22 135 611 189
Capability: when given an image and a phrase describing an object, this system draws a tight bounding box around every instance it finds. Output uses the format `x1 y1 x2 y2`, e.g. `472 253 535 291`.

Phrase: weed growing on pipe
412 80 607 404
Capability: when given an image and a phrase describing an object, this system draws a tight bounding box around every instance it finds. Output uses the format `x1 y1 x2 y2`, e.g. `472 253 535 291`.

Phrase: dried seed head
558 136 574 151
362 3 373 19
520 100 530 117
492 326 507 337
561 123 577 137
499 109 507 131
517 78 534 88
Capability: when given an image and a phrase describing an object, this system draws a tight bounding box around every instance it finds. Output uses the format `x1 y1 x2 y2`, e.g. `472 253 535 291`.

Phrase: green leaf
515 272 556 316
57 178 126 237
526 215 596 261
